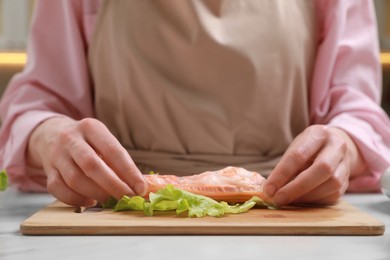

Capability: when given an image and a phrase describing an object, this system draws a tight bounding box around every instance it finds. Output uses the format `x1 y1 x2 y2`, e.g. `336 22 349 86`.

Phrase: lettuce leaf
110 184 271 217
0 169 8 191
114 195 145 211
101 196 118 209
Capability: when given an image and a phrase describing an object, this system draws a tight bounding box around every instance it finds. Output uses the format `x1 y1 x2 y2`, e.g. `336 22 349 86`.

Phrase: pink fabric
1 0 389 193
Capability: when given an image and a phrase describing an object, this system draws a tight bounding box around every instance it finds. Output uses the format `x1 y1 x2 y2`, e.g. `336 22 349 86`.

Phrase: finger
293 161 349 204
79 119 147 195
272 138 344 206
54 154 110 203
68 138 136 200
307 192 342 205
264 125 328 197
46 168 96 207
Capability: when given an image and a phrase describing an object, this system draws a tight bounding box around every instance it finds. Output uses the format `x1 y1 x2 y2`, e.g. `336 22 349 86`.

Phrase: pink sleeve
0 0 100 192
312 0 390 192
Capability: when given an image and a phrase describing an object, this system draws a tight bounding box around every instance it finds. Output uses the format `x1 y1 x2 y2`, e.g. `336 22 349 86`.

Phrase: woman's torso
88 0 317 175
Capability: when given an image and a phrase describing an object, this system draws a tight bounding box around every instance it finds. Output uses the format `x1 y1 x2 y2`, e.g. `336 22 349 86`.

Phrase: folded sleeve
311 0 390 192
0 0 96 192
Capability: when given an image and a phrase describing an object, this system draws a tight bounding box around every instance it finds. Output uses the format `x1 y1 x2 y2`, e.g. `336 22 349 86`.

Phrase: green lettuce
0 169 8 191
110 184 271 217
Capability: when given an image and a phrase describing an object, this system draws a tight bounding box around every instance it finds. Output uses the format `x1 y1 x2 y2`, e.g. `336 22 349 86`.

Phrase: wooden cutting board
20 200 385 235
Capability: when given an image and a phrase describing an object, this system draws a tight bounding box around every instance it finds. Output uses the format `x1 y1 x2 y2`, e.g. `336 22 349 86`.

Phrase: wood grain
20 200 385 236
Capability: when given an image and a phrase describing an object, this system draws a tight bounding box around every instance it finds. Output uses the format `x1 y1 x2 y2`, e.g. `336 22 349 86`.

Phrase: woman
1 0 389 207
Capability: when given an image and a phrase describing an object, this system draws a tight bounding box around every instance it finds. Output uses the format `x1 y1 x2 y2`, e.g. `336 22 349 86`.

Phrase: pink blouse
1 0 390 193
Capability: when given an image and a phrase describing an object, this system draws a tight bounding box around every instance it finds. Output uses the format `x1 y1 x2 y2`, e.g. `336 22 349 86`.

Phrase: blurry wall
376 0 390 114
0 65 22 97
376 0 390 51
0 0 34 97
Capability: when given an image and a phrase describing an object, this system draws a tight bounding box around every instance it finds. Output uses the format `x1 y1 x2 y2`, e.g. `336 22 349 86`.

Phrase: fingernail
265 184 277 197
273 193 289 206
134 182 147 196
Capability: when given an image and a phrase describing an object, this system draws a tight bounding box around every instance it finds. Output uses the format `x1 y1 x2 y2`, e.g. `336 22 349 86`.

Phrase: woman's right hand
27 116 147 207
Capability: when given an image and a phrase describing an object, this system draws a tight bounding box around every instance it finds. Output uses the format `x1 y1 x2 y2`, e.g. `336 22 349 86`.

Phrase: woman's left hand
264 125 366 206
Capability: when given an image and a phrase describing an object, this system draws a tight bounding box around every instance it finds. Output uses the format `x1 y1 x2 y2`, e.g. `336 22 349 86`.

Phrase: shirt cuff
2 110 65 192
327 114 389 192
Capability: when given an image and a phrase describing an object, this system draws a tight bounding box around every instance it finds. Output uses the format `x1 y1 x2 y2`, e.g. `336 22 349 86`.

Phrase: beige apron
88 0 316 176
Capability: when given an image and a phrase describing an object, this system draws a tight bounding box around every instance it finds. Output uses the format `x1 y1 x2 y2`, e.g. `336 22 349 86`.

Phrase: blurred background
1 0 390 112
0 0 34 98
375 0 390 113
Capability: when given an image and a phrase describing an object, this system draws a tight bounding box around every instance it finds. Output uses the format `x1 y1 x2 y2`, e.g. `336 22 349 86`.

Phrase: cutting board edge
20 222 385 236
19 199 386 236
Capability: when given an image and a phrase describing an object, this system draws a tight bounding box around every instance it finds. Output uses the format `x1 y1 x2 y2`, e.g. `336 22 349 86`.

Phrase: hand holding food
26 116 147 207
264 125 367 206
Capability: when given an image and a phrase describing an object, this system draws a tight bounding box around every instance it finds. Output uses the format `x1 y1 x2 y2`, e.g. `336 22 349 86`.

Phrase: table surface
1 187 390 260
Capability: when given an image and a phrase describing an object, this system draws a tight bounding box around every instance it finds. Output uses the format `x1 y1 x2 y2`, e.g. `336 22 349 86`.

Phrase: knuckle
337 139 347 153
340 141 347 153
304 125 318 135
47 171 63 194
290 148 308 166
316 160 334 176
78 118 98 132
57 128 74 144
306 124 328 136
292 180 310 193
129 163 141 177
329 129 349 153
103 143 122 157
329 176 344 192
57 130 81 152
64 170 79 188
47 176 59 193
308 125 330 143
78 154 99 173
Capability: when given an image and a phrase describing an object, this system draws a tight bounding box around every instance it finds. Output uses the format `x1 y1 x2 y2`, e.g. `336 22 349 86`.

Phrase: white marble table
1 187 390 260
